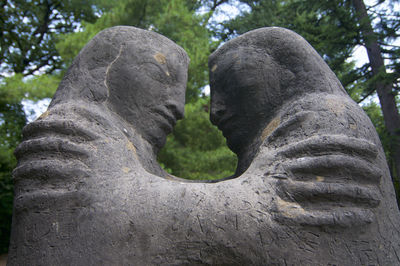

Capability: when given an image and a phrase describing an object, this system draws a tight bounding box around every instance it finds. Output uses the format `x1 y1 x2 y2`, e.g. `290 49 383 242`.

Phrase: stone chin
137 103 183 151
223 128 256 156
141 121 173 152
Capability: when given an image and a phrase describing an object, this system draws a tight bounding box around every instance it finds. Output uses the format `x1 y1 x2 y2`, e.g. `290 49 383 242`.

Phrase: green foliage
153 0 212 102
55 0 155 66
158 97 237 180
0 104 24 254
222 0 399 102
0 80 27 254
0 0 99 76
1 74 61 101
363 101 390 158
363 101 400 203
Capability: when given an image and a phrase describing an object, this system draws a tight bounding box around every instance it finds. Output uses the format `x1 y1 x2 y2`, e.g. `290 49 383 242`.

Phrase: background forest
0 0 399 253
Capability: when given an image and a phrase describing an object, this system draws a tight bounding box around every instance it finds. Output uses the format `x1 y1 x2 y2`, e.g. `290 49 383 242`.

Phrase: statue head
209 27 346 156
51 26 189 151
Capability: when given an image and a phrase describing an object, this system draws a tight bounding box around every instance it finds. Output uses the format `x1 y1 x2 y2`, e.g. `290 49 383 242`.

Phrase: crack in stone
104 45 124 98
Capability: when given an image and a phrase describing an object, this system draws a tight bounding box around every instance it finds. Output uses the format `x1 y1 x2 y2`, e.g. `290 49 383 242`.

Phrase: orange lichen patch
326 97 345 115
154 52 167 64
261 116 280 141
127 140 136 154
38 110 50 120
211 64 218 72
122 167 131 173
276 198 306 218
126 140 139 160
350 123 357 130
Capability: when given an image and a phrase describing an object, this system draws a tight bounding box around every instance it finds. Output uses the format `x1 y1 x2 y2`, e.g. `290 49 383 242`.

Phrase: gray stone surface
8 26 400 265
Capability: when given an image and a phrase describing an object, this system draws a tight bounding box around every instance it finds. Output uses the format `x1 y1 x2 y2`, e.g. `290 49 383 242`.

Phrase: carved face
210 47 280 154
107 41 188 150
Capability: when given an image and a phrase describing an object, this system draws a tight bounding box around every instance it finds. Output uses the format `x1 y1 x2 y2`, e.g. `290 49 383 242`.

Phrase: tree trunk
352 0 400 188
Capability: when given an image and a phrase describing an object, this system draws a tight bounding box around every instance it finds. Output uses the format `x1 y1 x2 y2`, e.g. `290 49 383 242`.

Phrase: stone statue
8 26 400 265
209 27 400 263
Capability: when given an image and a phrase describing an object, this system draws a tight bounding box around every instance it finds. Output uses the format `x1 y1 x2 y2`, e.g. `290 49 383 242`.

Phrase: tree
222 0 400 200
0 0 99 76
352 0 400 192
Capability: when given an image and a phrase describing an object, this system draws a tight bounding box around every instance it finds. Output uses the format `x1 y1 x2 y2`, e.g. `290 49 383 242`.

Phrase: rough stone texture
8 26 400 265
209 27 400 264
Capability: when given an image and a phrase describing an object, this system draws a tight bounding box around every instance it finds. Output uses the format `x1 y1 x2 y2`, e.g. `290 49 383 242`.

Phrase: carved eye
141 62 168 83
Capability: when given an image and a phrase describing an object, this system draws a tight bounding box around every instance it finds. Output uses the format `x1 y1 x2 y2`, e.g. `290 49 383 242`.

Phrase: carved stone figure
8 26 191 265
8 26 400 265
209 27 400 264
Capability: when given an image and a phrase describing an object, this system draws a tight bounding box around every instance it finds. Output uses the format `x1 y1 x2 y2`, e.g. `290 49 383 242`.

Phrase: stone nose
165 101 184 121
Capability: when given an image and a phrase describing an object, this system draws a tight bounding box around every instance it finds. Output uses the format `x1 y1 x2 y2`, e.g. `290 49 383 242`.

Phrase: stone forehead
209 27 304 66
95 26 189 64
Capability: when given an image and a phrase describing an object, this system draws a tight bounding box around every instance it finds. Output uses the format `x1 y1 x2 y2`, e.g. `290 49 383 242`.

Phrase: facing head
51 26 189 151
209 44 279 155
209 27 346 156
